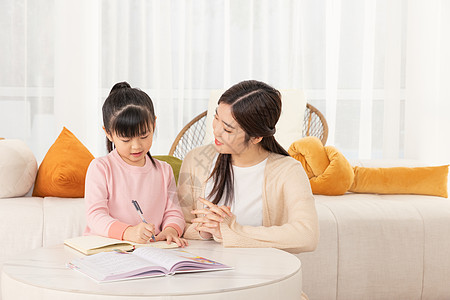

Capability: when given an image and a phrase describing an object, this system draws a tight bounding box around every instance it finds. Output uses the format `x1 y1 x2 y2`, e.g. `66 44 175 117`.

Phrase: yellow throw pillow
289 136 449 197
288 136 329 179
33 127 94 198
309 146 355 195
289 136 354 195
349 165 449 198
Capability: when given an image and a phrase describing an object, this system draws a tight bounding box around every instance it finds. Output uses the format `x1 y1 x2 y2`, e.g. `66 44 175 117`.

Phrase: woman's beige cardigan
178 144 319 254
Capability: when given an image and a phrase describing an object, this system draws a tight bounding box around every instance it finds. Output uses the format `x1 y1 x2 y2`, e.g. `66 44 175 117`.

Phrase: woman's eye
224 128 231 133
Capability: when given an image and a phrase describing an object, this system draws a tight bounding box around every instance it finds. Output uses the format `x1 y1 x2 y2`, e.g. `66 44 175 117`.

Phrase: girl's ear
103 127 113 142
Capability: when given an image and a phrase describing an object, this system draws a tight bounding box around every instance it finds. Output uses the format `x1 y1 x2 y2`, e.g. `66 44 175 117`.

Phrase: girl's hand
123 222 155 244
191 198 233 240
155 226 188 247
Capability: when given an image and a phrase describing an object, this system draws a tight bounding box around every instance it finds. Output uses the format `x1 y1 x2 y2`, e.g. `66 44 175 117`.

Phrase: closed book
64 235 178 255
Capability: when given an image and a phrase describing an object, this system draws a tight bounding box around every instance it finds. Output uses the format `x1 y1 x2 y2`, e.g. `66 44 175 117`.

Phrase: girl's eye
121 139 130 143
141 135 149 139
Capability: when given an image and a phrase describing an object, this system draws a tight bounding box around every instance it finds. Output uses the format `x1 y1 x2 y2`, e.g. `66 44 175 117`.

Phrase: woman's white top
205 155 267 226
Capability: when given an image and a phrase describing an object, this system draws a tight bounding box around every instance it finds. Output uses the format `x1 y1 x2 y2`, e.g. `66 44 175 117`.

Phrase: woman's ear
151 116 157 132
252 137 263 144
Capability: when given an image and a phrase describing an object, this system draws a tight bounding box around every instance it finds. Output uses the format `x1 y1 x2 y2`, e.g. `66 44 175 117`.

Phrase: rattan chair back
169 103 328 160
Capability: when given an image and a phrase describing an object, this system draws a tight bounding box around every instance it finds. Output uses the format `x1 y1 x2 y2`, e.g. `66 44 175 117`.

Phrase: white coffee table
1 240 302 299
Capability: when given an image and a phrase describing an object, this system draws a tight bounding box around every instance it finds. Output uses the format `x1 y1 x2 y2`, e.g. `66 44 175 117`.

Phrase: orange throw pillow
33 127 94 198
349 165 449 198
289 136 354 195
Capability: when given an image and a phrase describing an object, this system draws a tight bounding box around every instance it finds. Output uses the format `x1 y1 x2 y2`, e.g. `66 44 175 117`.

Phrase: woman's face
212 103 249 155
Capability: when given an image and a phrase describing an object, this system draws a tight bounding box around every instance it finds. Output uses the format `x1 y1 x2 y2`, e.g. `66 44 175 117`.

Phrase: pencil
131 200 155 241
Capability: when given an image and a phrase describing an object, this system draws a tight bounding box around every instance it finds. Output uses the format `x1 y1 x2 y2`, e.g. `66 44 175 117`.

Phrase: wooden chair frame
169 103 328 160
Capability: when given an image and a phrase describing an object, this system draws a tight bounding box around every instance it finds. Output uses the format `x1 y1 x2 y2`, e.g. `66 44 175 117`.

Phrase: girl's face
106 127 154 167
212 103 249 155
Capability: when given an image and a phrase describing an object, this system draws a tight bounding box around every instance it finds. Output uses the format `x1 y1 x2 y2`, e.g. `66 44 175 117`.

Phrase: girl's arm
84 160 128 238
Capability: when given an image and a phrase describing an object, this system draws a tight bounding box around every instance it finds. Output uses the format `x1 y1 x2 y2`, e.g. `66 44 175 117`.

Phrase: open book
64 235 178 255
67 247 232 282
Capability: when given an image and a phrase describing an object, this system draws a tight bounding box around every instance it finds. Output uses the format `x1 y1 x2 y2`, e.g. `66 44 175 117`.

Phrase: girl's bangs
112 107 152 137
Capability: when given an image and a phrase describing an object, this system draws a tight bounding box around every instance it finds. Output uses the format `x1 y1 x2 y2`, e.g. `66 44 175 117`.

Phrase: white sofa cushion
298 193 450 300
0 197 44 267
42 197 86 247
0 140 37 198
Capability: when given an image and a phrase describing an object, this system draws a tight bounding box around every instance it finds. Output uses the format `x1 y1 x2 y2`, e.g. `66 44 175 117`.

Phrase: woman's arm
177 149 209 240
219 162 319 254
190 198 233 239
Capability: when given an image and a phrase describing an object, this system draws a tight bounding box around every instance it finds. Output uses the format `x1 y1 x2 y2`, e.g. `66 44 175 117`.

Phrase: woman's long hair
208 80 289 205
102 81 156 166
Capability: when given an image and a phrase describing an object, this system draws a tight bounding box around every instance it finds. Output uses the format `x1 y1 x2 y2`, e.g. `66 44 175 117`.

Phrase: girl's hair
208 80 289 206
102 81 156 166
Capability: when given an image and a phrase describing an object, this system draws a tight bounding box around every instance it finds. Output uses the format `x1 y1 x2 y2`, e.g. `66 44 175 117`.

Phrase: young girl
84 82 187 247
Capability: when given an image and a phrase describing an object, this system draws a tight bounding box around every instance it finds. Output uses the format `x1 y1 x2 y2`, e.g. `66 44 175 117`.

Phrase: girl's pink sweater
84 149 185 240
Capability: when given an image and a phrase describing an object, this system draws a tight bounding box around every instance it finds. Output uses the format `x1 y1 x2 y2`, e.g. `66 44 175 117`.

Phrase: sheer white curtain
1 0 449 165
404 0 450 165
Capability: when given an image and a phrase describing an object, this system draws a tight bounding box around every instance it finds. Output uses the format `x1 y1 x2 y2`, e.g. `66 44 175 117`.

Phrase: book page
133 247 184 271
133 248 229 273
70 251 166 282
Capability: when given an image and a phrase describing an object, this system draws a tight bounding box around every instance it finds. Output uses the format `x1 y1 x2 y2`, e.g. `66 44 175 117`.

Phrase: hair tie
267 127 276 136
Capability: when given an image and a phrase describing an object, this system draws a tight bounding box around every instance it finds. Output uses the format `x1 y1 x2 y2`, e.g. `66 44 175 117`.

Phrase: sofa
1 139 449 300
297 193 450 300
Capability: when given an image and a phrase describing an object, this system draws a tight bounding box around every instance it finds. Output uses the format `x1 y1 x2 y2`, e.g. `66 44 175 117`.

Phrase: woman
178 80 319 254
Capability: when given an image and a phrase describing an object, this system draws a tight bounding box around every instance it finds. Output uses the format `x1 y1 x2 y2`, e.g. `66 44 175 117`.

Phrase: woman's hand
155 226 188 247
123 222 155 244
191 198 233 240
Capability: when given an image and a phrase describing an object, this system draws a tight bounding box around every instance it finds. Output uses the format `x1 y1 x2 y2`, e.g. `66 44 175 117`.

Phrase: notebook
64 235 178 255
67 247 232 282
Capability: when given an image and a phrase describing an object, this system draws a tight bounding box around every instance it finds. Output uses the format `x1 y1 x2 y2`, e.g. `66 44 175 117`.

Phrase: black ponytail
102 81 156 167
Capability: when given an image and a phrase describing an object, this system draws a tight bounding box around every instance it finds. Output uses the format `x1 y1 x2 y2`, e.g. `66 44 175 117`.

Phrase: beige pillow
203 89 306 150
0 139 38 198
